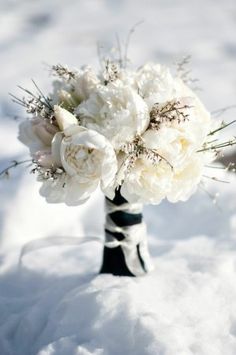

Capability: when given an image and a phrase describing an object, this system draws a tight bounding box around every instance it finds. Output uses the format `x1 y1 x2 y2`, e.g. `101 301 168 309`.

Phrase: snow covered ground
0 0 236 354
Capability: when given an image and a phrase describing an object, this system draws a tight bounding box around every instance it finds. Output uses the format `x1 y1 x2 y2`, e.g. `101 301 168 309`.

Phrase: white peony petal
51 132 63 167
76 84 149 149
54 105 78 131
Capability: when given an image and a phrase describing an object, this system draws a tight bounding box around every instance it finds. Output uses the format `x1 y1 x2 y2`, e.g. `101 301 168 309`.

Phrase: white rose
39 106 118 205
60 125 117 192
76 83 149 149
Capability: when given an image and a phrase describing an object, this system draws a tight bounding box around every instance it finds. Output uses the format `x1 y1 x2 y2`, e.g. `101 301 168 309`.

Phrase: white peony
119 152 212 205
76 83 149 149
39 106 118 205
72 66 100 101
135 63 176 109
166 155 204 203
120 158 173 204
17 60 217 207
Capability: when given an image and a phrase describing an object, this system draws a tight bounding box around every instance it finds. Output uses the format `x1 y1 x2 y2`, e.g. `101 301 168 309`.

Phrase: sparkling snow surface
0 1 236 354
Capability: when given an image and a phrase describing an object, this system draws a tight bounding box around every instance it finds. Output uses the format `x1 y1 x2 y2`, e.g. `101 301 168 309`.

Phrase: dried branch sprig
103 59 120 85
176 55 191 78
202 174 230 184
149 99 192 130
31 163 65 182
9 80 55 123
175 55 200 90
205 162 236 172
120 135 173 178
211 105 236 118
0 159 33 178
197 137 236 153
124 20 144 68
51 64 77 82
207 119 236 137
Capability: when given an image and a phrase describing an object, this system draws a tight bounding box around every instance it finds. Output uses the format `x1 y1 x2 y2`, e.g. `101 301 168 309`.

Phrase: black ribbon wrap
100 188 153 276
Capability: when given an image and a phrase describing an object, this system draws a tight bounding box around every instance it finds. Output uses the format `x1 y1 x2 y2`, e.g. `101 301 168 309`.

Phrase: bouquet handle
100 188 153 276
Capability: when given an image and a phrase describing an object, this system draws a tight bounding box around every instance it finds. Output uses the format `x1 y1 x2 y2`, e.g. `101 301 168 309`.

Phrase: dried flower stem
9 81 55 123
197 138 236 153
0 159 33 178
202 175 230 184
149 100 191 130
211 105 236 118
120 135 173 180
124 21 144 68
51 64 77 81
207 120 236 137
103 60 120 85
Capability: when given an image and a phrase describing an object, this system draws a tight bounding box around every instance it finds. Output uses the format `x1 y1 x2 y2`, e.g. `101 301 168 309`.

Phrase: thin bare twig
202 175 230 183
211 105 236 118
124 20 144 68
0 159 33 178
207 120 236 137
115 33 123 68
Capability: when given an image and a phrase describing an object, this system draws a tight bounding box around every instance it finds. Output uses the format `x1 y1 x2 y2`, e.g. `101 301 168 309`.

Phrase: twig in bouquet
9 82 55 123
115 33 123 68
148 148 174 169
176 55 191 77
202 175 230 184
124 20 144 68
97 41 104 70
119 135 173 180
31 79 53 109
0 159 33 178
207 119 236 137
97 41 118 72
197 137 236 153
103 59 120 85
31 162 65 182
211 105 236 118
9 94 28 108
149 100 192 130
51 64 77 81
204 138 219 145
175 55 200 90
17 85 42 103
16 83 52 111
205 162 236 172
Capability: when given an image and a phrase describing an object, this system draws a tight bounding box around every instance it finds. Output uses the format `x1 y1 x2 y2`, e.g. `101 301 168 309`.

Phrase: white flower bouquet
6 54 236 276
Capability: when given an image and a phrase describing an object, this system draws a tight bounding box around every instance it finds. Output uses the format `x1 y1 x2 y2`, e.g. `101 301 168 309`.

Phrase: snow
1 0 236 354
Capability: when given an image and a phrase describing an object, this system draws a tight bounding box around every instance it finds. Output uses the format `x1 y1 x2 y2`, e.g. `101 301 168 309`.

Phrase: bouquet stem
100 188 153 276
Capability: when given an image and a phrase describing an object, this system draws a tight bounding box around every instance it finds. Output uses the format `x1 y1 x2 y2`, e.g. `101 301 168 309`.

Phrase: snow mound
1 228 236 354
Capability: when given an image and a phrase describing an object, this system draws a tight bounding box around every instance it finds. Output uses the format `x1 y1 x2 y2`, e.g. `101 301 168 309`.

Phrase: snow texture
0 0 236 354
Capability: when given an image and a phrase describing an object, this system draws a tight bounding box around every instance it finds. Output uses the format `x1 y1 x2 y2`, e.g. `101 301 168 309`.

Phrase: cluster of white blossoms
18 62 216 206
